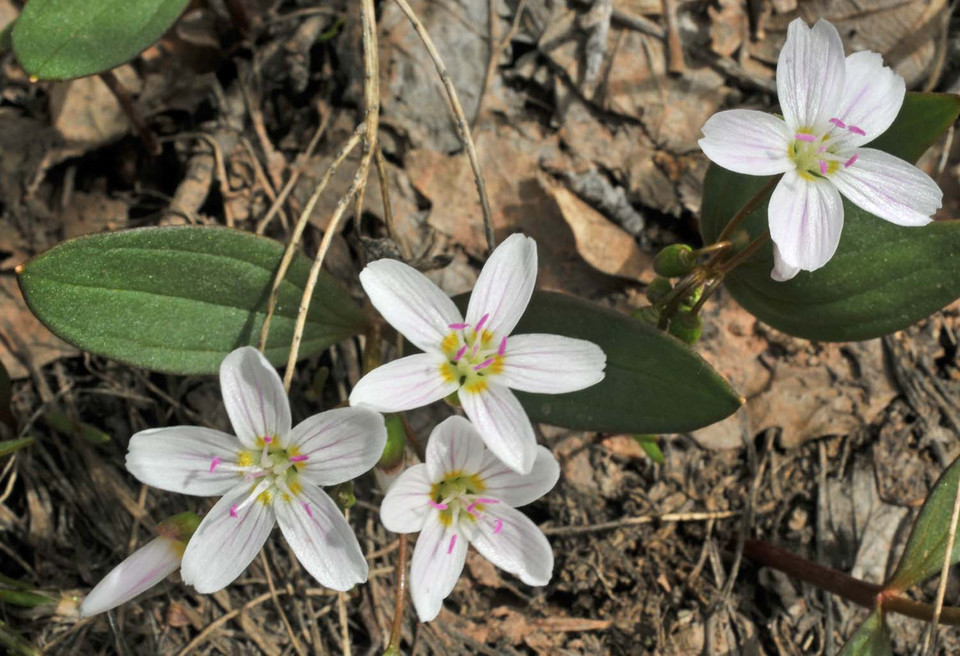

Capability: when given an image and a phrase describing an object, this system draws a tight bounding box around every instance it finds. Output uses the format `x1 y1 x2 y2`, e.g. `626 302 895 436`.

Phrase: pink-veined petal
286 407 386 486
359 258 463 354
462 503 552 587
180 484 276 593
776 18 846 131
79 537 182 617
409 511 467 622
768 169 844 273
498 334 605 394
275 485 368 591
220 347 291 448
348 353 459 412
831 51 905 149
380 464 433 534
425 416 486 481
477 445 559 508
465 233 537 338
459 383 537 475
125 427 242 497
771 244 802 282
698 110 793 176
832 148 940 227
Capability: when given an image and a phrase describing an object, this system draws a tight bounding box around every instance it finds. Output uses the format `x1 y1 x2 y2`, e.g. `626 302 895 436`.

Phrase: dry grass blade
921 475 960 654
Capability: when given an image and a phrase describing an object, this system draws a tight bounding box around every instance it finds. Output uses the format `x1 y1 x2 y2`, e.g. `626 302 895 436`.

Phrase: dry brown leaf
49 65 140 147
0 277 78 380
59 192 129 240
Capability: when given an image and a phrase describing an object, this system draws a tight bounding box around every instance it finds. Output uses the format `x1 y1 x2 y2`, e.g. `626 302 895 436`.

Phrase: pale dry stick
256 124 365 352
661 0 686 75
373 147 404 257
159 132 235 226
541 510 740 536
353 0 382 234
239 136 291 231
392 0 496 254
259 551 306 656
921 474 960 655
176 590 289 656
474 0 528 129
255 110 332 235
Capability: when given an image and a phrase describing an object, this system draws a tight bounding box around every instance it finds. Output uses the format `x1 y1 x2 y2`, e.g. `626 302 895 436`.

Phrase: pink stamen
429 500 448 510
474 358 495 371
819 161 828 175
447 534 458 554
817 145 828 154
466 501 479 512
844 154 858 168
474 313 490 333
263 436 272 444
847 125 866 136
229 504 239 518
475 498 500 505
209 456 222 473
794 133 815 142
289 454 309 463
498 337 507 357
454 344 468 361
303 502 314 519
448 323 469 330
494 519 503 534
829 118 846 129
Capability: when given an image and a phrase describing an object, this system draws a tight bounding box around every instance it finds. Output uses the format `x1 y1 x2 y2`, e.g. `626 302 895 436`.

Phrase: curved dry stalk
391 0 496 255
922 479 960 654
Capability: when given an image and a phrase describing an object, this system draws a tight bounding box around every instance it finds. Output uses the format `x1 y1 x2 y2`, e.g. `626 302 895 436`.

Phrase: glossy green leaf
887 455 960 591
18 227 369 375
700 93 960 342
12 0 190 80
837 610 892 656
454 292 742 433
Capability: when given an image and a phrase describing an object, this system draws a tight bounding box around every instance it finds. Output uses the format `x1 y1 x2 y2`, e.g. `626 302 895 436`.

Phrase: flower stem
715 230 770 275
712 176 779 246
385 533 409 655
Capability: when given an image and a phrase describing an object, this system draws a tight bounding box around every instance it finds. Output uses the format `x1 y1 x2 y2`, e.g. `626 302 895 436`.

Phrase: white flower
698 18 942 281
348 233 606 474
125 347 387 594
79 536 183 617
380 416 559 622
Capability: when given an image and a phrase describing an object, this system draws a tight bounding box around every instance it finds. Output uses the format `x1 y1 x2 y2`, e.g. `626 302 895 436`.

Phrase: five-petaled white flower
349 233 606 474
381 416 559 622
698 18 942 281
126 347 387 593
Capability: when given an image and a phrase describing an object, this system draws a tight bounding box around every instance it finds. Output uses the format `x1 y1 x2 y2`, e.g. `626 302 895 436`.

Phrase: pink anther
466 501 480 513
844 154 858 168
303 502 314 519
498 337 507 357
794 133 816 142
454 344 468 361
447 534 458 554
493 519 503 534
474 358 495 371
474 313 490 333
209 456 222 473
819 161 828 175
448 323 469 330
429 500 449 510
263 436 272 444
289 454 309 462
847 125 866 136
229 504 239 518
817 145 828 154
475 498 499 505
829 118 846 129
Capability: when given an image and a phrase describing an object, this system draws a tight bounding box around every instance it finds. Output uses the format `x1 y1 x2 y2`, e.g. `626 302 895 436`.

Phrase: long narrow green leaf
837 610 893 656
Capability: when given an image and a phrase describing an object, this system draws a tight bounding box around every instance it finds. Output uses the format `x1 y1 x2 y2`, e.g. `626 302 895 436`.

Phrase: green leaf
887 455 960 591
454 292 742 433
12 0 190 80
18 227 369 375
0 589 56 609
837 610 893 656
634 435 665 464
700 92 960 342
43 409 110 444
0 437 34 457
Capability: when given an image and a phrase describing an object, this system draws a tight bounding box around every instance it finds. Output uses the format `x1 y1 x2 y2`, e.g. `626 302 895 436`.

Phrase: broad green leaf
887 455 960 591
837 610 893 656
455 292 742 433
700 92 960 342
18 227 369 375
12 0 190 80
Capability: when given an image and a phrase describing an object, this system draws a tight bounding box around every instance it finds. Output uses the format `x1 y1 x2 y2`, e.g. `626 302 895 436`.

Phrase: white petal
831 148 940 227
359 258 463 354
698 110 793 175
348 353 459 412
275 485 368 591
181 484 275 593
831 51 905 149
462 504 553 587
125 427 242 497
771 244 801 282
465 233 537 338
498 334 606 394
286 407 387 486
220 347 291 448
380 464 433 534
425 416 486 481
768 169 844 273
409 511 467 622
459 383 537 475
477 445 559 508
777 18 846 130
79 537 182 617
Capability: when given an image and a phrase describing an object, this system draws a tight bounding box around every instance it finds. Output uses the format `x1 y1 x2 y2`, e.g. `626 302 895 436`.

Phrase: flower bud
645 277 672 303
377 414 407 472
668 310 703 344
653 244 696 277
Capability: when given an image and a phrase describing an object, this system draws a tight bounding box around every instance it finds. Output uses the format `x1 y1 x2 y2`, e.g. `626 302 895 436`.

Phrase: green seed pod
669 309 703 344
653 244 696 277
645 277 672 303
330 481 356 511
631 305 660 326
682 285 702 309
378 414 407 471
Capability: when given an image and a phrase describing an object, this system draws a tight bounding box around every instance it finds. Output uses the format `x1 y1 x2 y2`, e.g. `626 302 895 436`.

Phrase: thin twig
541 510 740 536
661 0 686 75
259 552 306 656
474 0 527 128
392 0 496 255
921 475 960 654
387 534 409 652
373 147 403 257
99 70 161 156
